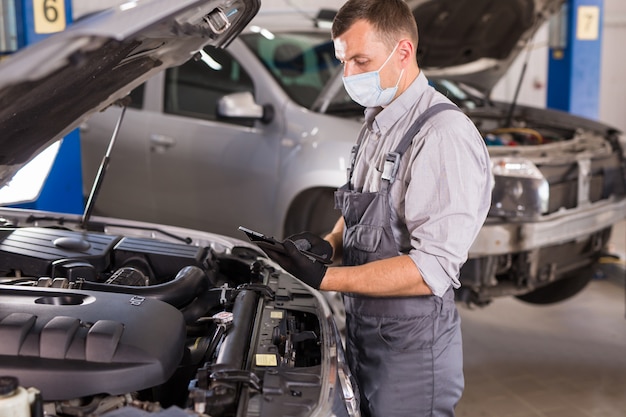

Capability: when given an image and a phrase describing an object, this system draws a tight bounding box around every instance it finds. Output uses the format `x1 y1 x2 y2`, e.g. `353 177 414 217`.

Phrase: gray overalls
335 103 464 417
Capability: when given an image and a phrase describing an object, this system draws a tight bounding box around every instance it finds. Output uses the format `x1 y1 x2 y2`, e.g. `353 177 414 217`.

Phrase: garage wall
490 24 549 110
493 0 626 135
599 2 626 133
73 0 625 132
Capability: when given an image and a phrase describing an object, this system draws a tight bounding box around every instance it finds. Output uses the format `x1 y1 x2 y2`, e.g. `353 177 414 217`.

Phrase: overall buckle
381 152 400 182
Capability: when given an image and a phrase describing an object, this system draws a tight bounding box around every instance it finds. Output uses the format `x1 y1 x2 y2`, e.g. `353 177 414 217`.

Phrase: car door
145 45 283 237
81 85 160 224
81 43 284 236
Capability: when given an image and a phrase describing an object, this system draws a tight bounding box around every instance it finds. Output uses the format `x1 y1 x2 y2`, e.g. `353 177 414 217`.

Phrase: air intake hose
79 266 209 308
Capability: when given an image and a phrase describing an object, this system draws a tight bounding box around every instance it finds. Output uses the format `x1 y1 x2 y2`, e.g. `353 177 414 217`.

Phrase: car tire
515 266 595 304
284 188 339 237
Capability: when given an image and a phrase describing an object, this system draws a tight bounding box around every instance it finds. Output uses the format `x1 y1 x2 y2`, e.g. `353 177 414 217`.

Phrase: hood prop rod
81 101 128 229
504 45 532 128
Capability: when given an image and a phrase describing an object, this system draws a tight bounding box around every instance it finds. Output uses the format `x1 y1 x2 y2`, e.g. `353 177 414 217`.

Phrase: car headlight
490 157 549 220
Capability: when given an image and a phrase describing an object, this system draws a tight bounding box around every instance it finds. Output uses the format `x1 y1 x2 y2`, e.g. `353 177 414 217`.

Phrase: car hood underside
0 0 260 186
411 0 563 92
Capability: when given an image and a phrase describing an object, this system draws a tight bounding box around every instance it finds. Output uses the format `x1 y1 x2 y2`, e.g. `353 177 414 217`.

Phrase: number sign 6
33 0 67 34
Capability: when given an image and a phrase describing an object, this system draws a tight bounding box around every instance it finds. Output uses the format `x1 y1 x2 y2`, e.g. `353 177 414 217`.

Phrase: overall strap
346 124 369 184
381 102 460 183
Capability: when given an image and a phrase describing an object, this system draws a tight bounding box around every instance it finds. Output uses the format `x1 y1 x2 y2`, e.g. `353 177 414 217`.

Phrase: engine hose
80 265 209 308
202 290 258 415
215 290 257 370
181 288 225 323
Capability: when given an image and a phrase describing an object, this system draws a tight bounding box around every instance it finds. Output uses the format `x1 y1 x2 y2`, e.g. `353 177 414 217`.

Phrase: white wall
72 0 625 132
490 24 549 109
599 2 626 133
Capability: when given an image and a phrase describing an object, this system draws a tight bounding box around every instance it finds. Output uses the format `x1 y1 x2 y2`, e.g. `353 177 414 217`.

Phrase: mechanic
258 0 493 416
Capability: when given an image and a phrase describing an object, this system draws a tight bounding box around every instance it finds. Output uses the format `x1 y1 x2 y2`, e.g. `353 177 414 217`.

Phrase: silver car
81 0 626 306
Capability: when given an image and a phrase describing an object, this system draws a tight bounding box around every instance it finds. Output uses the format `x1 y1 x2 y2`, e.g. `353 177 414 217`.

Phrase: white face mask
342 43 404 108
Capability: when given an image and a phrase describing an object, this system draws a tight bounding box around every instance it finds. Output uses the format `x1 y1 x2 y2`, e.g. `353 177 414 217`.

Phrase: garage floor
456 221 626 417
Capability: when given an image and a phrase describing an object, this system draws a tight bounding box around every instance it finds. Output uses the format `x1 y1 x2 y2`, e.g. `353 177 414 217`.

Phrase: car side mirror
217 92 274 124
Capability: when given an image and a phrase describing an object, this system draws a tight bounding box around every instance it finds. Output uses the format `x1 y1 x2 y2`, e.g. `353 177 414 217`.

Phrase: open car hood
409 0 564 91
0 0 260 187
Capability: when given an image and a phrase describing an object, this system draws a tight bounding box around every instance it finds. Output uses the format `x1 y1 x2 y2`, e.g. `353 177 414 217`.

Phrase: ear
397 39 414 66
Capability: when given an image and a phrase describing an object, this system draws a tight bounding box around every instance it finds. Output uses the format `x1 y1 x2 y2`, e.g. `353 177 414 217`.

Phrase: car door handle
149 134 175 151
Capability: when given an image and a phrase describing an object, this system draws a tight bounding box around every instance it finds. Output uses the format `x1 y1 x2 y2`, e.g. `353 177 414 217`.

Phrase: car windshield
240 31 345 109
428 78 487 109
240 31 487 114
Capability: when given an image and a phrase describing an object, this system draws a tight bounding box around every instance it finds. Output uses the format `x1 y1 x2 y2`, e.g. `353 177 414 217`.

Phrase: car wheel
284 188 339 237
515 266 595 304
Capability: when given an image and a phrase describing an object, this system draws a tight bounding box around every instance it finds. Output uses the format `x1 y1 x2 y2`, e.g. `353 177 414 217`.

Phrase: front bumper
469 197 626 257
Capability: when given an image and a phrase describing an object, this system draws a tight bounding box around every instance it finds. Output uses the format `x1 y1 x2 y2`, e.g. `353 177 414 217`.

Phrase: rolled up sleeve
404 115 492 297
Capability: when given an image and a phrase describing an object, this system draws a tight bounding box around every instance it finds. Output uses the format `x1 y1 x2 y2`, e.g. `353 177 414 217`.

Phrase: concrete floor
456 220 626 417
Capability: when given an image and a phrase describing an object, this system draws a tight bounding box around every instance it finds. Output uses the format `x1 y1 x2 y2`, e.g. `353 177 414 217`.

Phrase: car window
163 46 254 126
241 32 339 109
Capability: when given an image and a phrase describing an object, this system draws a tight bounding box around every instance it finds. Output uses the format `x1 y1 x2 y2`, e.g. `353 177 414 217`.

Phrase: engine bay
0 225 340 417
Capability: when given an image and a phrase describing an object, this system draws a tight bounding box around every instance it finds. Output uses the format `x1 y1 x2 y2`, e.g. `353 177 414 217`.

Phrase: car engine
0 224 357 417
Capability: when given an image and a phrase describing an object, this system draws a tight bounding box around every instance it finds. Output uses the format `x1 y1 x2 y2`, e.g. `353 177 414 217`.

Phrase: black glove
287 231 333 264
256 232 331 289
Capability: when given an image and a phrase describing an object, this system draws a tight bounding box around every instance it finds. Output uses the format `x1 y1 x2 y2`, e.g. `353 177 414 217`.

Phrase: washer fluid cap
212 311 234 325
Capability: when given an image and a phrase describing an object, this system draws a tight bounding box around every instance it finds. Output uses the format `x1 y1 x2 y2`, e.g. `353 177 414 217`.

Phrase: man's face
333 19 401 89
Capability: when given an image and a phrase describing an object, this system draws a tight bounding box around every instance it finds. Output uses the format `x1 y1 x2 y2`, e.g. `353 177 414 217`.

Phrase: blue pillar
11 0 83 214
547 0 603 120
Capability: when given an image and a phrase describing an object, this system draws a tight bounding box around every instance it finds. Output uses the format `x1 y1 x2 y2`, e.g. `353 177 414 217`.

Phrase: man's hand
287 232 333 263
256 232 331 289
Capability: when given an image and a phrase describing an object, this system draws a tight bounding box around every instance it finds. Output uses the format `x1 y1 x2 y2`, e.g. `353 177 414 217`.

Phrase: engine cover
0 285 186 401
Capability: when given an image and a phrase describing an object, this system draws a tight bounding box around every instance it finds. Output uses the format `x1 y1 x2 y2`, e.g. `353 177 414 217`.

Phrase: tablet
238 226 331 264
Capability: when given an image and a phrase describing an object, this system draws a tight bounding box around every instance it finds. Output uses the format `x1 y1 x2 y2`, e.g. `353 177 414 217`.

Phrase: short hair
331 0 419 51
